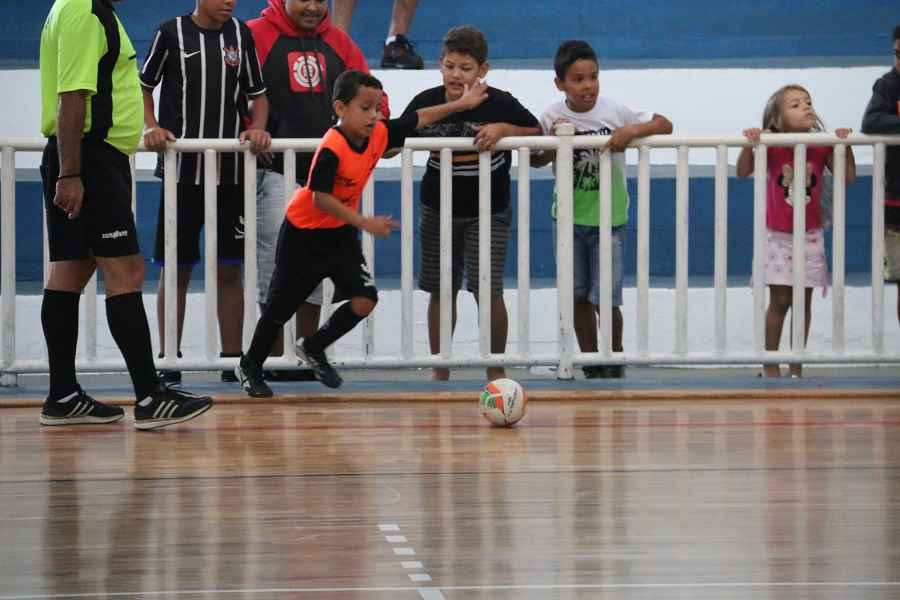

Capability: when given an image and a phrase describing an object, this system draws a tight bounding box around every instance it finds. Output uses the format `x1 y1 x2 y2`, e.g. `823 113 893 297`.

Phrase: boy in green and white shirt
537 40 672 378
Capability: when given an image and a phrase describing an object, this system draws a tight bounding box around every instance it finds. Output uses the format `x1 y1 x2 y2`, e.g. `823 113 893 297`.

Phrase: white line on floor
3 582 900 599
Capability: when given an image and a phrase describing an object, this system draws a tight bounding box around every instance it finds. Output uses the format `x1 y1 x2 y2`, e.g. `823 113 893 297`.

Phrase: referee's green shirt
40 0 142 156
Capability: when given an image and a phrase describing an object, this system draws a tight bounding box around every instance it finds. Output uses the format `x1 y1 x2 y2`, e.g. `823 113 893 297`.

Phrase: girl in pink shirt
736 84 856 378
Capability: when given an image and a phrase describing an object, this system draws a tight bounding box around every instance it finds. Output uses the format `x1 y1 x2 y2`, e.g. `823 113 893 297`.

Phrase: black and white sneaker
40 388 125 426
134 383 213 431
380 34 424 69
236 355 273 398
296 338 343 389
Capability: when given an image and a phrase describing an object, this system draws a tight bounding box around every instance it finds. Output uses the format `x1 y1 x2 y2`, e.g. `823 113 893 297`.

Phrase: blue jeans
555 223 626 306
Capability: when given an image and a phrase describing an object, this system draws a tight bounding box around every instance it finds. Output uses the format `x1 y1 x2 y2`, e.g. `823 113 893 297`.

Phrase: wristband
56 173 82 181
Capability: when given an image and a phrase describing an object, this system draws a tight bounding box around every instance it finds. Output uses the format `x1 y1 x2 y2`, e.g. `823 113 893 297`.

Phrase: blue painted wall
2 175 876 287
1 1 895 67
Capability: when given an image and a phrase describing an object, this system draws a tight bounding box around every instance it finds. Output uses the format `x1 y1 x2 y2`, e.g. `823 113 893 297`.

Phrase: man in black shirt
141 0 270 382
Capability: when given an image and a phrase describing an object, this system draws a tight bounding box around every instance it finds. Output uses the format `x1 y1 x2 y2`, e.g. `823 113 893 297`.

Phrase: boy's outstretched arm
861 81 900 134
412 81 489 130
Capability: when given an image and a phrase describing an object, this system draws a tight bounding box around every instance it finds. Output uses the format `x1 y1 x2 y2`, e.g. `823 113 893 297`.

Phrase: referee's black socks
106 292 159 401
41 289 80 400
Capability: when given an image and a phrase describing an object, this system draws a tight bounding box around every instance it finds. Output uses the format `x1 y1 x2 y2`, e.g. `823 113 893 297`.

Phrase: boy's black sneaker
236 355 273 398
380 35 424 69
134 383 213 431
296 339 343 389
40 388 124 426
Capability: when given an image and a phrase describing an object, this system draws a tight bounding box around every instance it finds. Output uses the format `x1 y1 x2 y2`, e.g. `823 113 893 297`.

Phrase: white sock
385 35 397 45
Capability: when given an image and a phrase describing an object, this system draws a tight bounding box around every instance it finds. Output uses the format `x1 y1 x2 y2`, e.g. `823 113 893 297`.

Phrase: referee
38 0 213 430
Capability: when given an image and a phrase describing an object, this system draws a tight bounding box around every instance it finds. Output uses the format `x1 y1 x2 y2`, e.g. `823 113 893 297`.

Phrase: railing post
517 148 531 359
791 144 807 353
871 143 886 354
439 148 453 362
555 123 575 379
0 147 16 386
283 149 298 360
831 144 846 353
752 144 768 354
203 149 218 362
597 150 613 358
361 176 376 358
714 145 728 354
163 150 178 369
400 148 414 359
636 146 650 355
675 145 689 355
243 149 258 352
478 151 492 360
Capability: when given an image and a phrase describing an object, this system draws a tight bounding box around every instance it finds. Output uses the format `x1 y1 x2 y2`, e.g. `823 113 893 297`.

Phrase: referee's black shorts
39 137 140 261
263 221 378 323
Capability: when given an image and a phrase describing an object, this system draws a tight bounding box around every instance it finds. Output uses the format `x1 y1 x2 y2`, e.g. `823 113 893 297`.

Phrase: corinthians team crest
223 46 240 67
288 51 327 92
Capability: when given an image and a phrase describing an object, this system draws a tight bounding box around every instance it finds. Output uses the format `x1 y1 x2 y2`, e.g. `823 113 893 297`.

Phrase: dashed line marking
410 574 433 583
386 535 408 543
393 547 415 556
378 524 400 532
402 561 423 569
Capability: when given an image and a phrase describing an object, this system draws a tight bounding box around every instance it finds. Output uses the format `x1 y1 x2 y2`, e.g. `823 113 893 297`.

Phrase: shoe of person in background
380 34 424 69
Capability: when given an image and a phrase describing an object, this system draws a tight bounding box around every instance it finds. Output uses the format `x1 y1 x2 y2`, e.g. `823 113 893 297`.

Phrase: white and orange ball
479 378 527 426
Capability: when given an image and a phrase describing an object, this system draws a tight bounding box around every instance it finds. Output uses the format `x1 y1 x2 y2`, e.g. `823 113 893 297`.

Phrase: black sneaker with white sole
40 388 125 426
296 338 342 389
134 383 213 431
236 355 273 398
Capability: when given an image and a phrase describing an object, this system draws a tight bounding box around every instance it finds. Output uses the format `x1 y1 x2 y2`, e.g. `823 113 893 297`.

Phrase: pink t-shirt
766 146 832 232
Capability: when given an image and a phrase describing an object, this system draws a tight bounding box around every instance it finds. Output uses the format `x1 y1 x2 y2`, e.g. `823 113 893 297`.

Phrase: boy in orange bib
236 70 487 395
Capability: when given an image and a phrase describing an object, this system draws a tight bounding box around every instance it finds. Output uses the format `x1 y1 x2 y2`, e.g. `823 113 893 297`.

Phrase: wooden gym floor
1 386 899 599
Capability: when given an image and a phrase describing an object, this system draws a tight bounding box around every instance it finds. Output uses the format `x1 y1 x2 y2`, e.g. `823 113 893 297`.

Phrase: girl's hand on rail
835 128 852 139
742 128 764 145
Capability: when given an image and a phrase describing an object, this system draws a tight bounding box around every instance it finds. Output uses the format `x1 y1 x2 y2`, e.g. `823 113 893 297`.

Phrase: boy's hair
762 84 825 132
442 26 488 64
553 40 598 80
893 24 900 41
333 70 383 104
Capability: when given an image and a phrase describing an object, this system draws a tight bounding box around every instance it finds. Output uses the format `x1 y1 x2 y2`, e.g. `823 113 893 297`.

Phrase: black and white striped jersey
140 15 266 185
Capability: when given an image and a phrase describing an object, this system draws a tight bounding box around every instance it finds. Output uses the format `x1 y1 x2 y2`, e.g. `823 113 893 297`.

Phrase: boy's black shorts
264 222 377 321
152 183 245 266
40 137 140 261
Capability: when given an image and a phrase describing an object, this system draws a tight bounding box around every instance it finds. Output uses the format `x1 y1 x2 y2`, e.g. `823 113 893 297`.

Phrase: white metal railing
1 132 898 386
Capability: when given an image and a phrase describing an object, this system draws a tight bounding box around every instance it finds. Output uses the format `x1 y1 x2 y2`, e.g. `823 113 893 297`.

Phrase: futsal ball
479 378 527 426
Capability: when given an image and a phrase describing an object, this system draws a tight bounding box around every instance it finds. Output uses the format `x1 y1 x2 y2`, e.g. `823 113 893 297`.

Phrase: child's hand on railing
604 125 638 153
742 128 765 145
835 128 853 139
143 126 176 152
240 128 272 155
473 123 505 152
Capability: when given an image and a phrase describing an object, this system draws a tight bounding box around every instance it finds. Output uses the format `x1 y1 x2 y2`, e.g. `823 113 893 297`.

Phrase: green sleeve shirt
40 0 143 156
